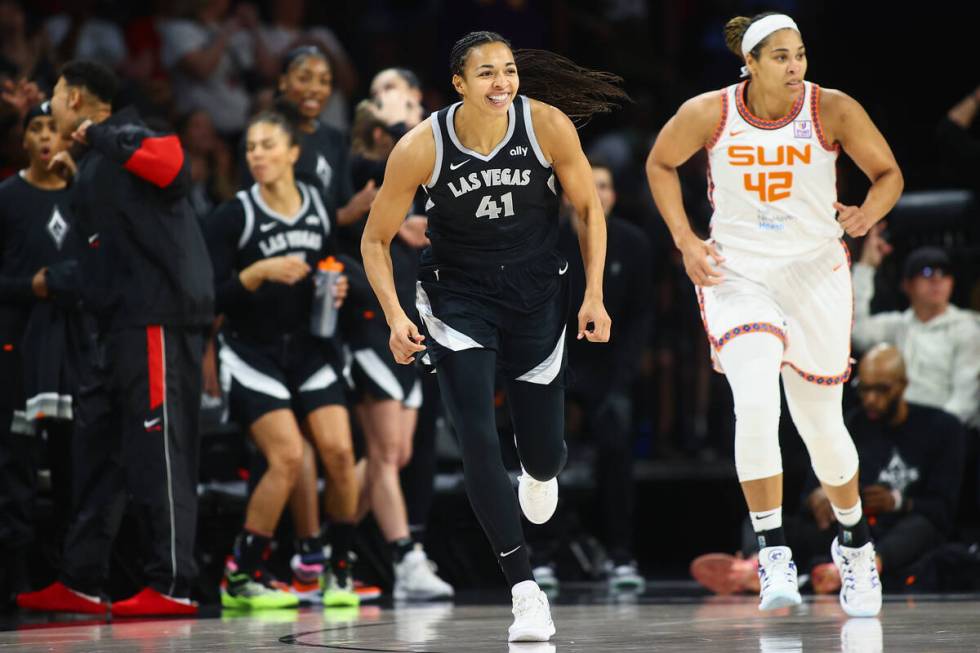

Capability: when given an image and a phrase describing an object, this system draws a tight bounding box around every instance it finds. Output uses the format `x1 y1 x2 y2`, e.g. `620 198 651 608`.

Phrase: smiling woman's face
453 42 520 117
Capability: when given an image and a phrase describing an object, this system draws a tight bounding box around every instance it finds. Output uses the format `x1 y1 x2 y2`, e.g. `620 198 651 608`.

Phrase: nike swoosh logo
450 160 471 171
88 233 99 243
729 130 746 137
259 222 277 232
832 263 844 272
144 417 161 429
558 262 569 275
752 511 778 521
499 545 521 558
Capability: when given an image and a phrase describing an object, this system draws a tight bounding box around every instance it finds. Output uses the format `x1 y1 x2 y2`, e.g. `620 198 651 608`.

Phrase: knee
368 436 401 468
455 425 500 465
798 414 858 486
320 439 356 472
523 442 567 482
733 397 782 482
397 443 414 470
269 442 304 484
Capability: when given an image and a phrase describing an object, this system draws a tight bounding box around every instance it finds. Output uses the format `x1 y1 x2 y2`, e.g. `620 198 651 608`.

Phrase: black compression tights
436 348 567 586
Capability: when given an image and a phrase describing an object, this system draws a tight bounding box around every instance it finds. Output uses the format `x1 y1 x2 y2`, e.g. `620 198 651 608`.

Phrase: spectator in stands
691 345 966 594
160 0 275 137
0 0 55 87
936 84 980 192
532 158 652 594
176 108 236 218
44 0 126 71
370 68 425 128
809 344 966 592
257 0 357 130
853 229 980 428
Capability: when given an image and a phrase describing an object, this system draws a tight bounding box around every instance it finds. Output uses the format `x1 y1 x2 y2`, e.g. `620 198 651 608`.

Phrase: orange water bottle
310 256 344 337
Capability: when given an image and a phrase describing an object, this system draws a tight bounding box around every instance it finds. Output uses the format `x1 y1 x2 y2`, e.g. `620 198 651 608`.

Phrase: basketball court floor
4 586 980 652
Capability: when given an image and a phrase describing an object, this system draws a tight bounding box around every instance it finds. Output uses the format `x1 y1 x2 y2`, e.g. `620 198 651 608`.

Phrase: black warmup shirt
204 181 337 342
422 95 560 269
0 172 75 342
806 403 966 534
240 120 354 215
71 107 214 330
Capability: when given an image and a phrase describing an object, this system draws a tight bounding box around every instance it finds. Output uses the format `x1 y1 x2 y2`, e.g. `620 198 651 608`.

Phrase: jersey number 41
476 192 515 220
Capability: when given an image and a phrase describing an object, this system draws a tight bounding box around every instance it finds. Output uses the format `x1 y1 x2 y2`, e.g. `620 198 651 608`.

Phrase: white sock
750 507 782 535
832 499 862 527
512 580 539 597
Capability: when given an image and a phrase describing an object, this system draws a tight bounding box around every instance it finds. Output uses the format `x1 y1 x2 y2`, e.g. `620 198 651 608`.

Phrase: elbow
645 153 673 181
895 168 905 196
359 233 384 261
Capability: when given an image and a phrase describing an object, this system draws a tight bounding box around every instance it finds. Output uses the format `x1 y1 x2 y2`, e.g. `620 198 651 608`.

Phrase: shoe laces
839 546 879 593
512 591 547 619
759 559 796 592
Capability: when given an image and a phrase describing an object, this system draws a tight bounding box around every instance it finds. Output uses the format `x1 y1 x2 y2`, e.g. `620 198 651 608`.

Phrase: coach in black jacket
17 61 214 617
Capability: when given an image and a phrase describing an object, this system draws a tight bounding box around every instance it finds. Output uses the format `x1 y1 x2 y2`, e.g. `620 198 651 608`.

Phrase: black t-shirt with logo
0 172 76 342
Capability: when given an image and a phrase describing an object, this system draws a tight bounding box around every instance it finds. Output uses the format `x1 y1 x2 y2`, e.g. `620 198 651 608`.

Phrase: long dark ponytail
449 31 629 125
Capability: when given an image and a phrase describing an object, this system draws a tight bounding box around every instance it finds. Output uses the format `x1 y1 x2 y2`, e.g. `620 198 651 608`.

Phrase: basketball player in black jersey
0 103 76 605
235 47 379 596
362 32 626 642
205 110 359 610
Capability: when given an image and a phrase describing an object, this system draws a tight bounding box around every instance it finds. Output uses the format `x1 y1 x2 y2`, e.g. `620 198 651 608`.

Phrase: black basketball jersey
0 172 74 341
240 121 354 215
422 95 560 268
205 180 335 342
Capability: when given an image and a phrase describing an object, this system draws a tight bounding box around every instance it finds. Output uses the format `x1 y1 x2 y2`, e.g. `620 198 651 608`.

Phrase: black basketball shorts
219 331 346 427
414 251 569 386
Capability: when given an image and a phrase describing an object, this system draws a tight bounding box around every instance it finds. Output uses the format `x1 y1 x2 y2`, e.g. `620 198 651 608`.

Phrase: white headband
739 14 800 77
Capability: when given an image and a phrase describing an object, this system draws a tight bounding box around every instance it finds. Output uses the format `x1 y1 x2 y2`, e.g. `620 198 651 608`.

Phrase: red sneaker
112 587 198 617
17 581 106 614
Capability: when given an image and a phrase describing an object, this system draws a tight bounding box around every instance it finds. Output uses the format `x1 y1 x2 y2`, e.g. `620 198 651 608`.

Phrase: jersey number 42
743 172 793 202
476 192 515 220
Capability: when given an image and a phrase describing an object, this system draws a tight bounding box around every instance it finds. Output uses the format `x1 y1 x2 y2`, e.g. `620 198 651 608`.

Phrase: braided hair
449 31 628 125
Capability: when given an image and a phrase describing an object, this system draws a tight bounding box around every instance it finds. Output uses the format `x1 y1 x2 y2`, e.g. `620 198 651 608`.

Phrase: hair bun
724 16 752 56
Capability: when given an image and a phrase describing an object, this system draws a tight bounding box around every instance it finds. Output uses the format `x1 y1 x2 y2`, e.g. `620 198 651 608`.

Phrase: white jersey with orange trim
706 80 841 257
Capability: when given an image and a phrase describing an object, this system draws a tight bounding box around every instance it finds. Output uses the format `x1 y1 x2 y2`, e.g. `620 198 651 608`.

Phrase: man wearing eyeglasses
852 227 980 428
805 344 966 593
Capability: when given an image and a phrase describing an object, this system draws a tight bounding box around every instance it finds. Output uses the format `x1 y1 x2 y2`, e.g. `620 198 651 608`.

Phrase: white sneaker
393 545 455 601
831 537 882 617
607 562 646 593
532 564 559 594
517 469 558 525
508 581 555 642
757 546 802 611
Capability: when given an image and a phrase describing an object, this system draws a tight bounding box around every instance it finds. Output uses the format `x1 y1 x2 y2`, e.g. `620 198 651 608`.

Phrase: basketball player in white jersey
646 13 903 617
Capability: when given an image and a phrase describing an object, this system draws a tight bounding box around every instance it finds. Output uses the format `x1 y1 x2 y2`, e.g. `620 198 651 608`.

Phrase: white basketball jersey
706 81 841 257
